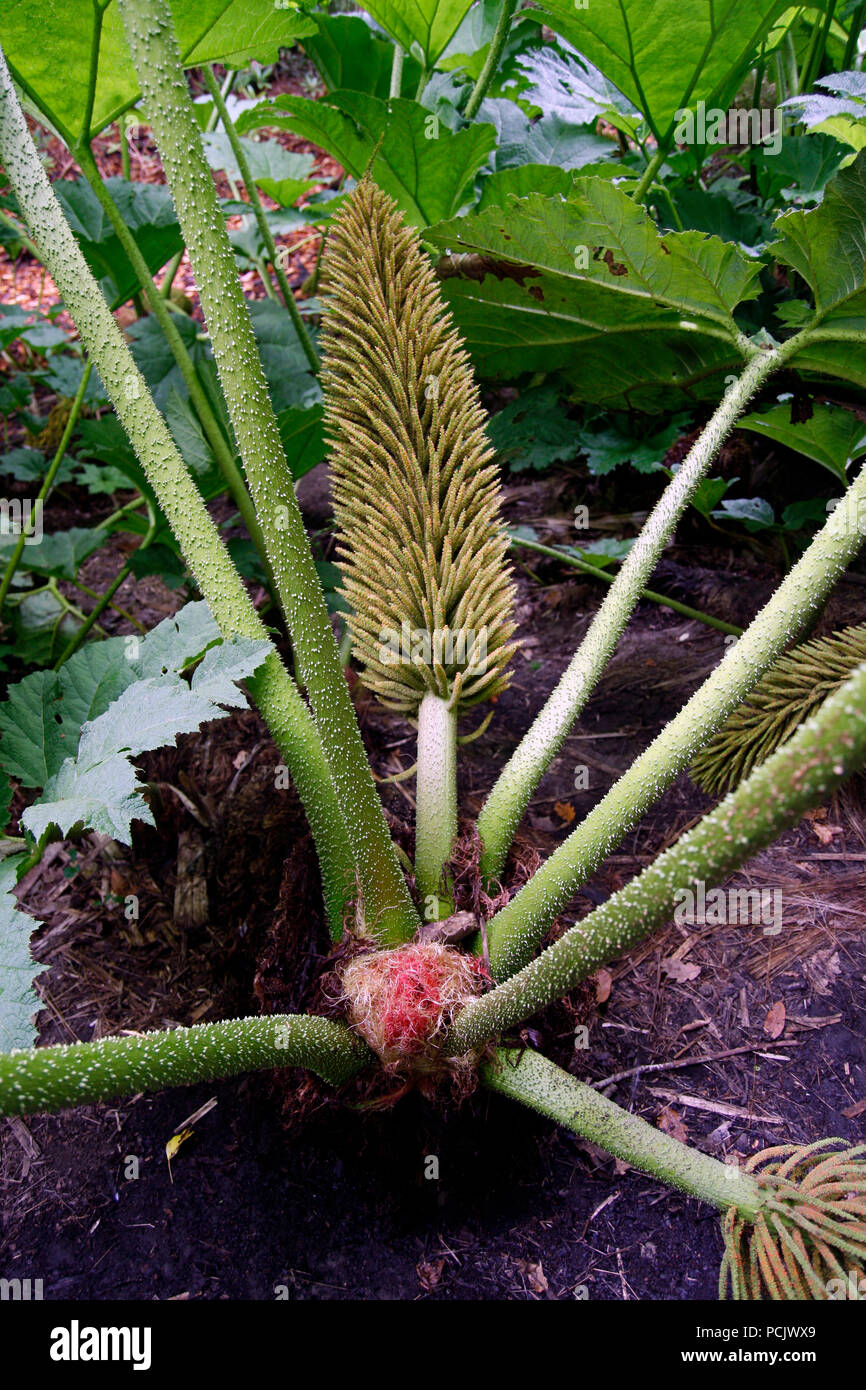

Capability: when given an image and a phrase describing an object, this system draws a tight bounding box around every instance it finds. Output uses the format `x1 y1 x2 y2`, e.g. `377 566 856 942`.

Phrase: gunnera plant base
253 814 592 1113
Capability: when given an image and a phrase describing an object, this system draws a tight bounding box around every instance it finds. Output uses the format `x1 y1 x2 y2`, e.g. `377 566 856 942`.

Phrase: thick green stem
449 658 866 1052
843 2 866 69
200 65 319 374
0 44 355 935
510 535 742 636
74 143 273 583
483 1047 763 1217
117 0 418 945
389 44 404 100
801 0 837 94
159 247 184 299
414 691 458 908
0 359 91 612
0 1015 371 1116
463 0 519 120
631 145 667 205
484 456 866 980
784 31 800 97
478 344 784 891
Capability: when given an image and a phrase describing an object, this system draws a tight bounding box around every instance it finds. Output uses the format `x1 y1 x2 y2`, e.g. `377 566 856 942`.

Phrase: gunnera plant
3 0 866 1301
321 179 517 907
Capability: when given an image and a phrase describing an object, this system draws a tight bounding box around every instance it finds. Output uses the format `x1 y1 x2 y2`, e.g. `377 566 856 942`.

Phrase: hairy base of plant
340 941 486 1083
720 1140 866 1300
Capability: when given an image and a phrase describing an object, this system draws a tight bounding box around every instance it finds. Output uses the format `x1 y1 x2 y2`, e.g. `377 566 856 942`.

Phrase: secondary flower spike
320 179 517 714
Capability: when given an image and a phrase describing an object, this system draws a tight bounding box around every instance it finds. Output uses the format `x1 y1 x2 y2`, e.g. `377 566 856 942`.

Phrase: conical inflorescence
691 623 866 795
320 180 517 714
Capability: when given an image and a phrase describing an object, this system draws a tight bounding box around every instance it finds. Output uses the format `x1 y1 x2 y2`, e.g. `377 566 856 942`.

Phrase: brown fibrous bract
339 941 486 1081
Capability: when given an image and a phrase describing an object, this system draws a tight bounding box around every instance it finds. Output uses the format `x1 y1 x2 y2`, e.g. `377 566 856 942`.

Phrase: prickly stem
115 0 419 944
0 1016 371 1116
449 658 866 1051
0 37 355 934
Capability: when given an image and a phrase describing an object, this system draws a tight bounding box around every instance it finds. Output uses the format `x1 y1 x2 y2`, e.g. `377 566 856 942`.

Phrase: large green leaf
772 150 866 388
6 589 79 668
0 857 44 1052
182 0 316 68
134 600 223 677
486 385 577 471
0 769 12 833
302 14 423 97
361 0 475 69
669 182 770 250
782 71 866 153
238 92 496 225
438 0 541 84
163 391 229 502
516 42 639 129
737 402 866 482
22 635 272 844
428 177 760 407
0 602 224 794
435 179 761 327
771 149 866 328
54 640 141 732
476 164 575 212
749 134 848 206
23 751 151 843
276 403 325 480
0 303 67 353
436 268 744 410
74 415 156 506
0 446 77 486
476 97 612 172
202 132 316 208
0 669 67 788
531 0 789 140
52 178 183 308
0 527 106 582
0 0 317 144
127 311 212 411
247 299 320 412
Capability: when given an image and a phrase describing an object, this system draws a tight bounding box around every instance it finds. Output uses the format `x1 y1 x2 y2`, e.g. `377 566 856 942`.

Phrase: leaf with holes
428 178 761 407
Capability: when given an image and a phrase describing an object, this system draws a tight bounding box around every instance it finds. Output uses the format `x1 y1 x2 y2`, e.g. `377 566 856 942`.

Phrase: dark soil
2 456 866 1302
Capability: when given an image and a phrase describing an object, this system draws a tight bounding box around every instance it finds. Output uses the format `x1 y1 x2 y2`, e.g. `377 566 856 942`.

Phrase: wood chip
647 1088 784 1123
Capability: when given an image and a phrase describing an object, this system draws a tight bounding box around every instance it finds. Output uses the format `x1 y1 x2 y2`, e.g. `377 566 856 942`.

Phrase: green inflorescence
320 179 517 714
691 622 866 796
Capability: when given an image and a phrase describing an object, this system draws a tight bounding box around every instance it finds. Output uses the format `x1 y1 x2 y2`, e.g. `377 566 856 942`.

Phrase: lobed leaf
0 857 45 1053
